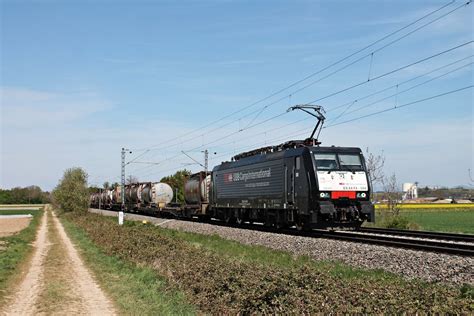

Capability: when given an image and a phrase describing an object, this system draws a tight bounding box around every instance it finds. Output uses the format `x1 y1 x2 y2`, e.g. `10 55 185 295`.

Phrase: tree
103 181 110 190
126 175 139 184
381 173 402 216
52 167 89 214
111 182 120 189
0 186 50 204
365 148 385 192
160 169 192 203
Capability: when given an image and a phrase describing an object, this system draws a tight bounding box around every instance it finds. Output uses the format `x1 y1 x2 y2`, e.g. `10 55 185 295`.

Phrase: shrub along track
71 211 474 314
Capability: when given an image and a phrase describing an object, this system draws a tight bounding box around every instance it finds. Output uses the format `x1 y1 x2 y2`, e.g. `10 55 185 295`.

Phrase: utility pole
203 149 209 201
121 147 132 225
203 149 209 174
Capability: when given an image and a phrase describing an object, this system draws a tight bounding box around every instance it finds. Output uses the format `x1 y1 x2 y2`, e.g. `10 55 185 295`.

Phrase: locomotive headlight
319 192 330 198
356 192 367 198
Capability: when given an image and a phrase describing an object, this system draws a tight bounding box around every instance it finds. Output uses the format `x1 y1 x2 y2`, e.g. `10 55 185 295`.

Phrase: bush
65 213 474 314
383 216 410 229
460 284 474 299
377 213 419 230
52 167 89 214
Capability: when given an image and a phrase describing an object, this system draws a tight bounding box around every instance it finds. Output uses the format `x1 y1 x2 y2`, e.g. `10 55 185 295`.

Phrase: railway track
310 230 474 257
358 227 474 243
91 208 474 257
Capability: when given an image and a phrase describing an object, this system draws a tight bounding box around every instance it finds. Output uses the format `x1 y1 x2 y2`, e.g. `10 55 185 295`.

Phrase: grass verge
66 212 474 314
60 215 195 315
0 208 42 304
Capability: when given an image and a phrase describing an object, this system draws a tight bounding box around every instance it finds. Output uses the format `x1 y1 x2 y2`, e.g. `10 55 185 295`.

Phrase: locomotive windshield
313 152 363 171
314 153 339 170
339 154 363 171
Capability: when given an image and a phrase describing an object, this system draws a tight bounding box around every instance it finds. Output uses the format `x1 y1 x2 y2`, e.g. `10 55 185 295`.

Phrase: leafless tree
365 148 385 192
126 175 139 184
382 173 402 216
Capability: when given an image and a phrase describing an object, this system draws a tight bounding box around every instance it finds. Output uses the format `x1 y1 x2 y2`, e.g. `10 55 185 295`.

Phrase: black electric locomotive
206 139 374 229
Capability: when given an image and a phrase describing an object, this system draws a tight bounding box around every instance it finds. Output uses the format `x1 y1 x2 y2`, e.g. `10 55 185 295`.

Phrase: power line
328 61 472 121
131 40 472 176
132 43 471 178
307 41 473 104
131 0 458 153
325 85 473 128
130 2 471 178
325 54 474 114
131 85 473 179
131 49 472 178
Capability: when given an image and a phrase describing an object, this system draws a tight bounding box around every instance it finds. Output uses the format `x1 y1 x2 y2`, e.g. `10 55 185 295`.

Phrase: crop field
402 209 474 234
371 207 474 234
375 203 474 209
0 204 45 208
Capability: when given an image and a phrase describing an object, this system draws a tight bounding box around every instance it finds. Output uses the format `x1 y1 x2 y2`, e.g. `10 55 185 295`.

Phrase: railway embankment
90 208 474 285
85 209 473 313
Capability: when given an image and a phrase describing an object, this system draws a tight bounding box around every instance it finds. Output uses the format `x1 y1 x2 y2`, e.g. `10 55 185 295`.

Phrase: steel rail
358 227 474 243
309 230 474 257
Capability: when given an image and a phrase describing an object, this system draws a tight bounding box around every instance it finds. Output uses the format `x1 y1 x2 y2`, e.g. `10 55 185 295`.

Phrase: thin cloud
1 87 113 129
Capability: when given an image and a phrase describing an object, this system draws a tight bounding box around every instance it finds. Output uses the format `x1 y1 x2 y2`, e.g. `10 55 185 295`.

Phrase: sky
1 0 473 191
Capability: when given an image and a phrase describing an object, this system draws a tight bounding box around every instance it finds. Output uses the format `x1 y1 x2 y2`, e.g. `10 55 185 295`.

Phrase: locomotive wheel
295 221 307 231
224 212 236 224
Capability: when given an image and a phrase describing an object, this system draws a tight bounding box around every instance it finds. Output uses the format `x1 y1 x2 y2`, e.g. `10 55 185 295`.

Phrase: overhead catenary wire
132 1 471 173
324 85 473 128
131 0 459 154
324 54 474 114
136 84 473 179
127 2 472 180
306 40 473 104
130 40 472 177
145 80 472 178
131 52 472 179
327 61 473 122
131 51 471 178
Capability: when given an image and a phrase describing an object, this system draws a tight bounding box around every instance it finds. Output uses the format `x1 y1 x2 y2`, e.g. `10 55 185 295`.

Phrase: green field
370 208 474 234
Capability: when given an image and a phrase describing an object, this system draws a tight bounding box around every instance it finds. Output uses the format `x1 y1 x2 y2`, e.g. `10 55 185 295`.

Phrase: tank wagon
90 139 374 229
90 182 173 213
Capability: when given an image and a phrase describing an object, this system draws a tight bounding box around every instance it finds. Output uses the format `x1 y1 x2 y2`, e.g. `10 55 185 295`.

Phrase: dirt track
1 206 116 315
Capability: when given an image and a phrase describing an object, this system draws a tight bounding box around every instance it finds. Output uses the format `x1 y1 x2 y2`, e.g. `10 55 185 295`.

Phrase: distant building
402 182 418 200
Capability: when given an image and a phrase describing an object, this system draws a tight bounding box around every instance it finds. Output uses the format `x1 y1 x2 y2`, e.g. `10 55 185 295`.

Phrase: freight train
90 139 375 229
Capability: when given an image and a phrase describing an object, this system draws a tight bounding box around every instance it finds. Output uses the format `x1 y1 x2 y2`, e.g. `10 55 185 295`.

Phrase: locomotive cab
310 147 374 227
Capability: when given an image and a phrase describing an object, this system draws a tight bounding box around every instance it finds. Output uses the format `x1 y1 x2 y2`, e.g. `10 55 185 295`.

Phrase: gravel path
2 207 116 316
90 208 474 285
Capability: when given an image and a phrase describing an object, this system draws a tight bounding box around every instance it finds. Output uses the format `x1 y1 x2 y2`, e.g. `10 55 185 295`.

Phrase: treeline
0 186 50 204
417 187 473 200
